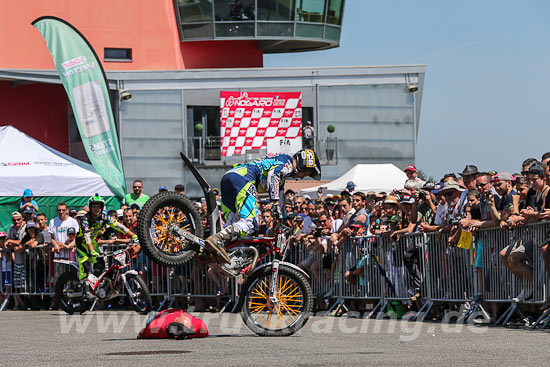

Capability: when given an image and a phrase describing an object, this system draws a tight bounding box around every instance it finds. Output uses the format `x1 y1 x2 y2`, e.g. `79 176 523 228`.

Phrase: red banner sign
220 91 302 157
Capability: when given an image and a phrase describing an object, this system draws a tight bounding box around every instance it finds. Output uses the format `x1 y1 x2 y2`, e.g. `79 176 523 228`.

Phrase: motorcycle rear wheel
137 191 204 267
241 265 313 336
55 271 91 315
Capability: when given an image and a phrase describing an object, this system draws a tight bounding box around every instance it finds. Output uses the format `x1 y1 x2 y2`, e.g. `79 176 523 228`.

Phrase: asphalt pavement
1 310 549 366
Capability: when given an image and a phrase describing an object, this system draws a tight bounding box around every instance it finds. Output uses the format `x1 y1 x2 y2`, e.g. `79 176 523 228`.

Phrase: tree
417 169 435 183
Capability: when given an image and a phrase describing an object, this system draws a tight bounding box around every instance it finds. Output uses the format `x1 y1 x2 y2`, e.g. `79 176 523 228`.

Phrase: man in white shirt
49 203 80 282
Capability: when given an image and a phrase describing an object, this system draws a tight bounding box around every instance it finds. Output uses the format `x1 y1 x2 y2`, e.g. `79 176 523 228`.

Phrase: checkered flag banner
220 91 302 157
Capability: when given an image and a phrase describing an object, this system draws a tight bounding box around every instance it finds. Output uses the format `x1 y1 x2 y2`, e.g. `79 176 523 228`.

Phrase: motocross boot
80 278 94 301
204 225 240 264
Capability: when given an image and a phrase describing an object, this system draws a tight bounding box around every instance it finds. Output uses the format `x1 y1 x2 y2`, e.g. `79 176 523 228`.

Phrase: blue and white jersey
231 154 294 201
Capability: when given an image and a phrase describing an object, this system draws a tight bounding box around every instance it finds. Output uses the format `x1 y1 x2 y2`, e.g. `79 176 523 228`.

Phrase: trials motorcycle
54 244 152 315
137 153 313 336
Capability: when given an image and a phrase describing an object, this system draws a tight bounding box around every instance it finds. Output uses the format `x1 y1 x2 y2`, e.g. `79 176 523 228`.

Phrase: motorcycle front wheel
55 271 91 315
240 265 313 336
125 273 152 314
137 191 204 267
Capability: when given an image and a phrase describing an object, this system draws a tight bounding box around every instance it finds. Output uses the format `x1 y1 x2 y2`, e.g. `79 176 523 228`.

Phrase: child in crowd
19 188 39 213
64 228 77 262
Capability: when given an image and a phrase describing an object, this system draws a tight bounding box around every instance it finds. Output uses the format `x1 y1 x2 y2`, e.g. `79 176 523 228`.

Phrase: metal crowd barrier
4 222 550 329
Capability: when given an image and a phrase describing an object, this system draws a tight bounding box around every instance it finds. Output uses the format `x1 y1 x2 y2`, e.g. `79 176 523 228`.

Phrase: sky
264 0 550 181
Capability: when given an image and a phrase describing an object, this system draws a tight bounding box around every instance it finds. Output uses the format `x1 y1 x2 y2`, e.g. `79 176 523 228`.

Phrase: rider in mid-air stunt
204 149 321 263
77 195 140 299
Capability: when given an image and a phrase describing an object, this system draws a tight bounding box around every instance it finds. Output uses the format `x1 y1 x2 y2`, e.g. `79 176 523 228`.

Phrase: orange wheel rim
247 275 304 330
149 206 193 254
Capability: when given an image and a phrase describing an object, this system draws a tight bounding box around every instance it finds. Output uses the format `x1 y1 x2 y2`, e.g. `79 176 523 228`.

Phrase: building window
214 0 255 21
257 0 295 21
178 0 213 23
187 106 222 162
326 0 343 25
104 48 132 62
296 0 326 23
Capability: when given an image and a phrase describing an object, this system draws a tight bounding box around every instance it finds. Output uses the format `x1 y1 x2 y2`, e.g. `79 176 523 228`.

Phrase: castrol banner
220 91 302 157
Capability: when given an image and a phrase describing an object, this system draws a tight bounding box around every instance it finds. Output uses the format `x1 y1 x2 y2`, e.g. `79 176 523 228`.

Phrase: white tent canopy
301 164 408 195
0 125 114 196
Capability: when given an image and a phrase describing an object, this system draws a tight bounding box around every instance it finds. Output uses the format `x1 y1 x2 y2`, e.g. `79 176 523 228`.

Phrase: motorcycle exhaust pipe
245 246 260 276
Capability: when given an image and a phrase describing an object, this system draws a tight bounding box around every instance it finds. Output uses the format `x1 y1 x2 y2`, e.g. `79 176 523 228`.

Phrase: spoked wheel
125 273 152 314
55 271 90 315
241 265 313 336
138 191 204 267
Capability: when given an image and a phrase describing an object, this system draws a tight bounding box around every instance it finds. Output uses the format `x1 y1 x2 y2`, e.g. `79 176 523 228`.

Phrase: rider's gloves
131 234 139 244
90 249 100 258
271 203 283 220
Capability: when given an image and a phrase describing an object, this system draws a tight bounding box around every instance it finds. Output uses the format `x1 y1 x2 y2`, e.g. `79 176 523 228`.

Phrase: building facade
0 0 425 197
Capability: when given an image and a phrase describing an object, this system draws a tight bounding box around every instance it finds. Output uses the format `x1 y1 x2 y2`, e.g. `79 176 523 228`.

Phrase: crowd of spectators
0 181 187 310
253 152 550 319
5 152 550 320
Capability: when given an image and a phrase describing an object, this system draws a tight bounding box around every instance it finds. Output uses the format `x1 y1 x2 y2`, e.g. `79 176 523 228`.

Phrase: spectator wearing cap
420 181 464 232
21 206 35 223
159 185 168 193
124 179 150 208
19 189 39 214
174 184 185 195
302 121 314 149
458 165 479 217
1 231 12 306
345 181 356 195
490 173 517 225
284 189 295 203
404 165 425 185
520 158 538 208
63 228 77 260
69 209 78 218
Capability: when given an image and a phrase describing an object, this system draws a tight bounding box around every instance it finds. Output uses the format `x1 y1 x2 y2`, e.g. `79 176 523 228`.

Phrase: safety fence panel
339 236 383 302
422 232 478 302
479 222 550 304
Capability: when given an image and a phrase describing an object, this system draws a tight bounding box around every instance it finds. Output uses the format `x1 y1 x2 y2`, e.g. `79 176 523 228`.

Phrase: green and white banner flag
32 16 126 198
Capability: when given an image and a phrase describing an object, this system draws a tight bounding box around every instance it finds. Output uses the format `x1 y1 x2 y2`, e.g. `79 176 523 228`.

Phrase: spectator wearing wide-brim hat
458 165 479 216
438 181 465 225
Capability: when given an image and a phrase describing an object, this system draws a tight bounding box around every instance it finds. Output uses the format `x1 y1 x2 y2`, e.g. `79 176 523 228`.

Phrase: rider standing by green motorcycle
77 194 139 299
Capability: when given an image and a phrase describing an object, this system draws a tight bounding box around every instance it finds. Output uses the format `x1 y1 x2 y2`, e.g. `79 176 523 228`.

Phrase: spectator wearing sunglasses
123 179 150 208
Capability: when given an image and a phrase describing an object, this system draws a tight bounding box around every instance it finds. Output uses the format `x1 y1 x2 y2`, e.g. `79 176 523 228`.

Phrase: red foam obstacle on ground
138 309 209 340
